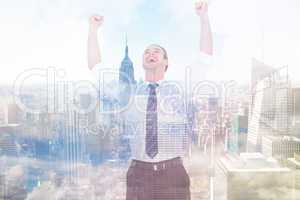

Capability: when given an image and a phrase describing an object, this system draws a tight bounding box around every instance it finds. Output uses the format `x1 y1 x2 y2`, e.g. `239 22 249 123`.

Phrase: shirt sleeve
192 51 213 66
89 62 115 87
89 63 103 86
185 51 215 83
89 62 121 102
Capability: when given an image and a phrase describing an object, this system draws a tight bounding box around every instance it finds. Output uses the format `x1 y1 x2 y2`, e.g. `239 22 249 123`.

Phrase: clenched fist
195 1 208 17
89 15 104 31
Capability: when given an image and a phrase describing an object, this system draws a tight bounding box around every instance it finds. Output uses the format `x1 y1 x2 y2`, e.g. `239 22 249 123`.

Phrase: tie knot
148 83 159 90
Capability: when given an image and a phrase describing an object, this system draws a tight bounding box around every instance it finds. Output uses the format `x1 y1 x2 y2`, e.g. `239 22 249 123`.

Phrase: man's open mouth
148 58 157 63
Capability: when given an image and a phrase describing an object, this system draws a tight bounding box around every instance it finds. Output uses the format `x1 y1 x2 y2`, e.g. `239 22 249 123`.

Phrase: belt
130 157 182 171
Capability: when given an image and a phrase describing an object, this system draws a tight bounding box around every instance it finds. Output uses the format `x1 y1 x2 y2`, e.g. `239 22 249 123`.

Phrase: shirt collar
145 79 164 87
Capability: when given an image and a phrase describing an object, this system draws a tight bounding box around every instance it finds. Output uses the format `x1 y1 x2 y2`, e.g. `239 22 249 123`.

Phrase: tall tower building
119 39 136 85
118 38 135 160
119 38 136 108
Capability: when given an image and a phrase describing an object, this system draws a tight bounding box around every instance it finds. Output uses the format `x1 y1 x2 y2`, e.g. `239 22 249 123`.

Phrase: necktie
145 83 158 158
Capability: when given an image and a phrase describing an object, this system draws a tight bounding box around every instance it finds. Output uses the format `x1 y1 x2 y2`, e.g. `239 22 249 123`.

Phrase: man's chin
143 65 158 70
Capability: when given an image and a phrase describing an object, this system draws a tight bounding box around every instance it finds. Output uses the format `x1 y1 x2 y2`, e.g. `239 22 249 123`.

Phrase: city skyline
1 0 300 199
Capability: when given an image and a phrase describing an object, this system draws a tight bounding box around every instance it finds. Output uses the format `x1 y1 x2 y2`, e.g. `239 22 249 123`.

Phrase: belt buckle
153 164 157 171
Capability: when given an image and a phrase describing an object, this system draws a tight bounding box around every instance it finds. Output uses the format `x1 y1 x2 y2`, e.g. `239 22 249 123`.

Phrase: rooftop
219 153 290 172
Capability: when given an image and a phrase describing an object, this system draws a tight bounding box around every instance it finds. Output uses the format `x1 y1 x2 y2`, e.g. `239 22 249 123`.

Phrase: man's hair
151 44 169 71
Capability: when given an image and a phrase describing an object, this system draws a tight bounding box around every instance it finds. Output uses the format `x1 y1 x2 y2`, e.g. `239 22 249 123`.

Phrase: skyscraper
119 39 136 85
228 114 248 154
118 39 135 161
247 59 290 152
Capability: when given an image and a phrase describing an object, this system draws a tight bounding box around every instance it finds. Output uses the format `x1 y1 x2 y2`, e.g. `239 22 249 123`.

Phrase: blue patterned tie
145 83 158 158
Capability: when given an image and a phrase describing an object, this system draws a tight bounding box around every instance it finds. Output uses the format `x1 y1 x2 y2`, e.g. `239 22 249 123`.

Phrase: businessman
87 2 213 199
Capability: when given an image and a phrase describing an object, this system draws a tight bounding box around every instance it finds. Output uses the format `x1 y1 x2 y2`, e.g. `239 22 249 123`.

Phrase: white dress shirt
91 52 213 162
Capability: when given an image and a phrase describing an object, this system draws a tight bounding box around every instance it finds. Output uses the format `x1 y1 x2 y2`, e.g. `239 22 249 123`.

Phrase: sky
0 0 300 85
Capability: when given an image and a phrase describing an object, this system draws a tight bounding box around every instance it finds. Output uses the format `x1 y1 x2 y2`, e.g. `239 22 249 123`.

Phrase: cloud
0 165 27 200
158 0 300 84
24 158 212 199
1 0 300 85
26 163 127 200
0 0 144 84
0 0 144 26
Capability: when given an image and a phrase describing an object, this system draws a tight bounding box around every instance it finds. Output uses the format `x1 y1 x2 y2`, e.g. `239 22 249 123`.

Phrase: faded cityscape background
1 0 300 200
1 44 300 199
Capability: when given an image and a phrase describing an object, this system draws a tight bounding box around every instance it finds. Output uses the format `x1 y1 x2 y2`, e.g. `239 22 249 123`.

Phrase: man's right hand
88 15 104 70
89 15 104 31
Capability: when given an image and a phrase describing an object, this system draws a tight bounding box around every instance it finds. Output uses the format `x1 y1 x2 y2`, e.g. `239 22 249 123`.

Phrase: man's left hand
195 1 208 17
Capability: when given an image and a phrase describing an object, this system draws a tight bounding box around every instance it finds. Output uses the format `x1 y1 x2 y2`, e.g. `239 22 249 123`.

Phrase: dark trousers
126 157 190 200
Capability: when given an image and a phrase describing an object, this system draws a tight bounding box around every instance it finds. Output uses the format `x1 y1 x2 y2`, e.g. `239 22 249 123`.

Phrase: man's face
143 45 168 71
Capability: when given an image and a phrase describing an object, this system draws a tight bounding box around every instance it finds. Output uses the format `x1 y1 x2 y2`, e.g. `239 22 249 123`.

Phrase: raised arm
88 15 104 70
195 2 213 55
